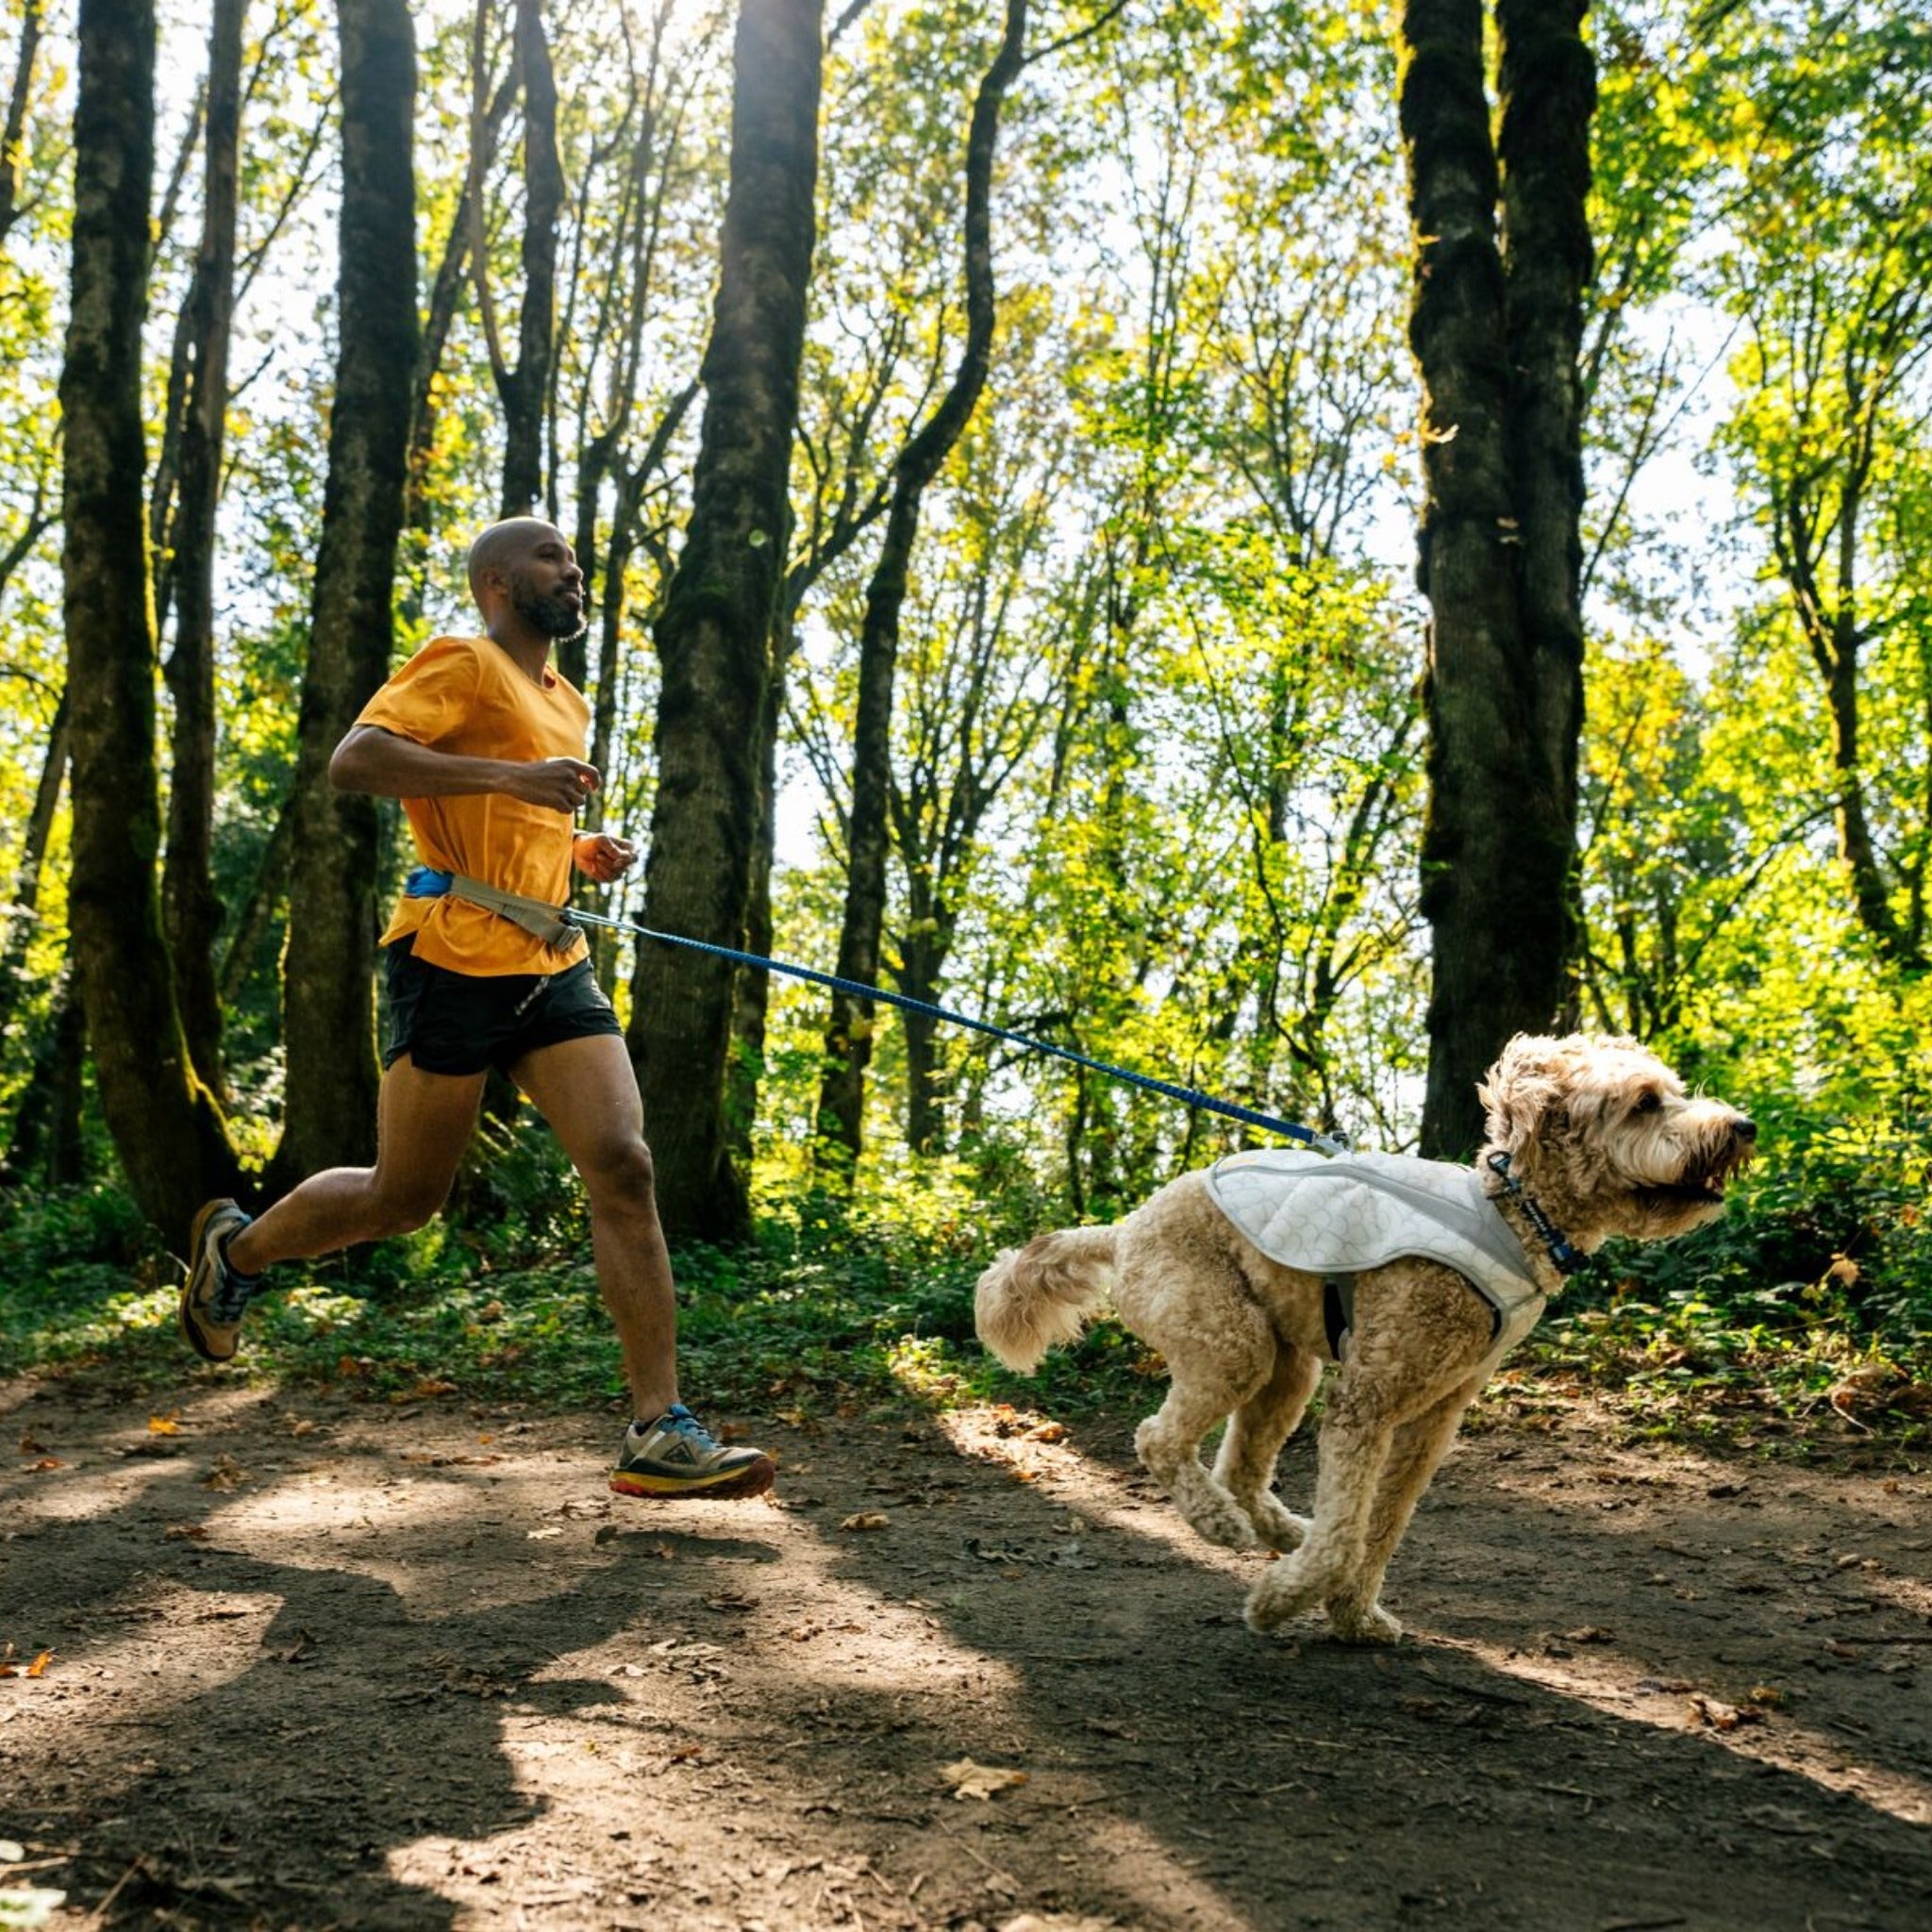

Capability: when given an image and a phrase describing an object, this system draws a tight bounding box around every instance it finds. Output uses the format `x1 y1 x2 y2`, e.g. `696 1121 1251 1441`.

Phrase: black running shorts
381 935 623 1077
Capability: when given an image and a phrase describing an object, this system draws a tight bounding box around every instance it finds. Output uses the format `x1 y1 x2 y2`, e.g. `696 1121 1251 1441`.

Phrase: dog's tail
974 1224 1119 1374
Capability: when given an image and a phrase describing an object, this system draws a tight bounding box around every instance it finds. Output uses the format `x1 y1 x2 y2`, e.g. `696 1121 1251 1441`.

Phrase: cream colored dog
975 1034 1757 1643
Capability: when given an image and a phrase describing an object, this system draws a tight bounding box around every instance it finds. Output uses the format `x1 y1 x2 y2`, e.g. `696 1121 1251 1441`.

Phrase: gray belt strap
445 874 581 951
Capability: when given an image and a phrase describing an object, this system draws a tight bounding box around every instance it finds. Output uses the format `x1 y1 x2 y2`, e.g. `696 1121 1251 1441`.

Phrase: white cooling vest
1204 1148 1548 1359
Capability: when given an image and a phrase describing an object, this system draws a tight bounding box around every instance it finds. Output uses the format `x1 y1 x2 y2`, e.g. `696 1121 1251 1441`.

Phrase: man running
179 516 774 1502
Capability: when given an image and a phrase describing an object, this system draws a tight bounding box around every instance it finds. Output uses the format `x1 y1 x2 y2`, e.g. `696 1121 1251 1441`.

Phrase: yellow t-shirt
359 634 592 976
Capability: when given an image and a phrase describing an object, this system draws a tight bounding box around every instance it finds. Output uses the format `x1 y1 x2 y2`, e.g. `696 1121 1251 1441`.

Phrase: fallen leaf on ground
23 1459 63 1474
1024 1421 1069 1442
147 1413 180 1436
203 1455 248 1491
1562 1625 1615 1644
441 1662 513 1697
0 1652 53 1681
1690 1693 1764 1731
941 1757 1028 1800
164 1524 211 1542
840 1512 890 1532
15 1434 45 1455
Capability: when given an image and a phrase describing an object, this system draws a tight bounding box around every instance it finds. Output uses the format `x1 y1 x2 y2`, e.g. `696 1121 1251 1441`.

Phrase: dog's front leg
1243 1379 1394 1636
1321 1374 1484 1643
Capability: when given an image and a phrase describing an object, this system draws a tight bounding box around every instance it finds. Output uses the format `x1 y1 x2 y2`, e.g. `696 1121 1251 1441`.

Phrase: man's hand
574 833 638 883
502 757 602 814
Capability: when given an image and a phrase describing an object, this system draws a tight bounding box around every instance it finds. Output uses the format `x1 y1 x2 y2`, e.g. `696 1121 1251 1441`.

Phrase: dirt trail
3 1374 1929 1930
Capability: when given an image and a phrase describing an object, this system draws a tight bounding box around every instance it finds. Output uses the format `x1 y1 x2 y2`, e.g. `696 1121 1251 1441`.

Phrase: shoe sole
608 1454 776 1502
179 1199 243 1364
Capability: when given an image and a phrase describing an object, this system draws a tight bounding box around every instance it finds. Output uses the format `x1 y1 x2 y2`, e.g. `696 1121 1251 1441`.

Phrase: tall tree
1400 0 1594 1156
476 0 564 516
0 0 42 249
60 0 237 1239
158 0 245 1100
628 0 824 1243
813 0 1029 1172
273 0 419 1189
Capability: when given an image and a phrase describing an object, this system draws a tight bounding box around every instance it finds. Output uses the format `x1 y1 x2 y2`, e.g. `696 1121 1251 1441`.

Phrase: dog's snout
1734 1114 1757 1143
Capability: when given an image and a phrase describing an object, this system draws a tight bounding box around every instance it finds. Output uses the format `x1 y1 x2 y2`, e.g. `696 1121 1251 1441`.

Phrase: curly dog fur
975 1034 1757 1643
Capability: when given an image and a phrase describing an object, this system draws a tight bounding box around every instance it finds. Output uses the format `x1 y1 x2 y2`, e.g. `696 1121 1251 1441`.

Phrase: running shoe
608 1405 776 1500
178 1199 259 1363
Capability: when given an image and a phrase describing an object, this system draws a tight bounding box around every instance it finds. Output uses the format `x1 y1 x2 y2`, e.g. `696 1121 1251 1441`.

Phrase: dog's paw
1250 1500 1310 1553
1326 1598 1403 1646
1243 1562 1320 1633
1187 1505 1260 1552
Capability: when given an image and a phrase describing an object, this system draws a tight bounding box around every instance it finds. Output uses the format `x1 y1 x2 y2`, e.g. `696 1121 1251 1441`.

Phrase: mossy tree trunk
628 0 823 1244
159 0 244 1104
273 0 418 1191
60 0 237 1242
1403 0 1594 1157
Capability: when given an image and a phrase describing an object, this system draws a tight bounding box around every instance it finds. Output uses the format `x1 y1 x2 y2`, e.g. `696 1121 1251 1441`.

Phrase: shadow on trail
777 1410 1932 1932
3 1380 1928 1931
1 1411 782 1928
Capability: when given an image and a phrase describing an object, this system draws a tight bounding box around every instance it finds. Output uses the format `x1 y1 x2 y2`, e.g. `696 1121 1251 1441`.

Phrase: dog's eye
1633 1090 1662 1115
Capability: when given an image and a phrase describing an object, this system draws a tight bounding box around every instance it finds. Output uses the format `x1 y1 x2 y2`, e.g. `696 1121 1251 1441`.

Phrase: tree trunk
0 691 69 1051
217 791 296 1009
160 0 244 1104
495 0 563 515
1403 0 1594 1158
1497 0 1591 1010
725 635 791 1167
628 0 823 1245
60 0 236 1241
814 0 1026 1171
272 0 417 1191
6 962 91 1187
0 0 42 247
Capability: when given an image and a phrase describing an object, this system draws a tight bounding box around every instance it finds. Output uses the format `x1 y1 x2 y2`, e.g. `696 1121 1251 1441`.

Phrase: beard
511 575 588 641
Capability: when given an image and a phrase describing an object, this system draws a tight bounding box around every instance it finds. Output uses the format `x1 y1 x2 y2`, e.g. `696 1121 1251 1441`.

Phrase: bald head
466 518 586 644
467 517 567 604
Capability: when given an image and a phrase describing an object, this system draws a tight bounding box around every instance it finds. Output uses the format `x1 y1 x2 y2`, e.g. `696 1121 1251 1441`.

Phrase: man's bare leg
228 1058 487 1273
510 1031 772 1499
508 1033 677 1422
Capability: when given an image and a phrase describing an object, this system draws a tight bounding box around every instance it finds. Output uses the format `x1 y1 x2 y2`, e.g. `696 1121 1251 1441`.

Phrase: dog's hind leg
1135 1374 1267 1551
1129 1309 1279 1552
1322 1374 1484 1643
1211 1343 1322 1552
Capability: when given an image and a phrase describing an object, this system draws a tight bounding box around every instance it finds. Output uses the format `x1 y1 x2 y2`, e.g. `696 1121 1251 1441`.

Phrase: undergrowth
0 1127 1926 1461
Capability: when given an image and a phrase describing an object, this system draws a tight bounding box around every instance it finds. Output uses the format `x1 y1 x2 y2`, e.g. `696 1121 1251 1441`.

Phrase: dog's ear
1480 1033 1569 1152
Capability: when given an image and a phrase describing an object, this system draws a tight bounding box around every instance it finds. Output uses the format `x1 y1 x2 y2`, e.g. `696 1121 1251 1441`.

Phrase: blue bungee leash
404 864 1348 1155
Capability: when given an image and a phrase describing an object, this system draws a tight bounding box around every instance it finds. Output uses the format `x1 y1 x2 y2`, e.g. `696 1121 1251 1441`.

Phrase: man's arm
329 724 599 814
